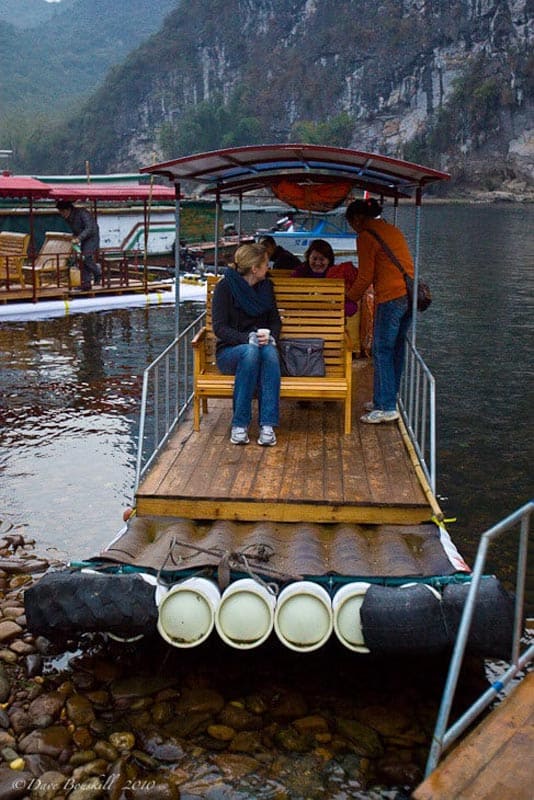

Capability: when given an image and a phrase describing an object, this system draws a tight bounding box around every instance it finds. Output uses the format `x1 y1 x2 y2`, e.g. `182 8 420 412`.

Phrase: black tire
24 569 158 641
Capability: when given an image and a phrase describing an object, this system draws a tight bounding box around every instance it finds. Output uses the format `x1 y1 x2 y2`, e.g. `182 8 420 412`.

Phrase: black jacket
212 278 282 352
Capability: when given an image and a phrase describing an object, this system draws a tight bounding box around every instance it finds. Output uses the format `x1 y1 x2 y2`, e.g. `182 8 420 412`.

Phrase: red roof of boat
47 183 177 202
0 173 51 198
139 144 450 206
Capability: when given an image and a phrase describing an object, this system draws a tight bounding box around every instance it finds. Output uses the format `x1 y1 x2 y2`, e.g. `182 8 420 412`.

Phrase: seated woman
291 238 334 278
212 243 281 447
292 238 360 351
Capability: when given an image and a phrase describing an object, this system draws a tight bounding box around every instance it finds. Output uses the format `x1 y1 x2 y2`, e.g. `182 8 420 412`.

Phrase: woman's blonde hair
230 243 267 275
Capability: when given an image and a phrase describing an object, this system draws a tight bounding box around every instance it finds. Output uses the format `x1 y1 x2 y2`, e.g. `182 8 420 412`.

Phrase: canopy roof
48 183 176 202
140 144 449 210
0 173 51 199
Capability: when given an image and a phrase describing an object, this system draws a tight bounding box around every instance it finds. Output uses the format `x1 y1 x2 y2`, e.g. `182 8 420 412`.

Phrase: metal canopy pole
214 187 221 274
410 187 423 348
174 180 181 337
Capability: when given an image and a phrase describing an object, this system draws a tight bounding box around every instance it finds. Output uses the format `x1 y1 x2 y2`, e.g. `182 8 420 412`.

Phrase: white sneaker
230 426 250 444
258 425 277 446
360 410 399 424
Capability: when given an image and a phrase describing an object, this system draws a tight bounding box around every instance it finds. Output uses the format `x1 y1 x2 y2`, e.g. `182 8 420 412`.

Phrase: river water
0 202 532 582
0 201 532 798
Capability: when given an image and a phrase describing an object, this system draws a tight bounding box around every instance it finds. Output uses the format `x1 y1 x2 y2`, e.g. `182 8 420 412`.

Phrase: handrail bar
424 500 534 777
398 336 436 493
134 310 206 491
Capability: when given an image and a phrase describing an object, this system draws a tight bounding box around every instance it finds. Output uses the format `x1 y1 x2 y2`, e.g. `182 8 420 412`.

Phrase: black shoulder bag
365 228 432 312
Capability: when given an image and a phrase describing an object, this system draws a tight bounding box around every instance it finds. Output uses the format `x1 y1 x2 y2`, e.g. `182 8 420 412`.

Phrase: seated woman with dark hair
212 243 282 447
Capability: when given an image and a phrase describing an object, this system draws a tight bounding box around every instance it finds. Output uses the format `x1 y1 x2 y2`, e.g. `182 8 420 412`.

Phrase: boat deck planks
136 360 434 524
412 671 534 800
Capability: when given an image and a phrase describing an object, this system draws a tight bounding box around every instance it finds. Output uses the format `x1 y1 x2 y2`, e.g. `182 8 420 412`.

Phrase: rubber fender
442 578 515 659
360 583 448 655
24 569 158 641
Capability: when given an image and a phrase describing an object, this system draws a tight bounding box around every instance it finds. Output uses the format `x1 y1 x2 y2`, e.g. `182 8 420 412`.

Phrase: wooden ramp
413 672 534 800
136 360 437 525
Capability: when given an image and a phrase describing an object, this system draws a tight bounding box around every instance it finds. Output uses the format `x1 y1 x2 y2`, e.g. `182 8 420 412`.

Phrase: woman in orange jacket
345 198 413 424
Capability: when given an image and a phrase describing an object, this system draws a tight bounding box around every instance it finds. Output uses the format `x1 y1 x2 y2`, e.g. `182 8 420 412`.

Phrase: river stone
336 718 384 758
72 726 94 749
93 739 118 761
207 724 235 742
163 711 211 737
28 691 65 722
228 730 263 754
376 757 423 787
65 776 104 800
174 687 225 715
109 731 136 751
151 700 174 725
0 649 18 664
23 752 63 776
269 690 308 721
9 639 33 655
66 694 96 726
0 767 34 799
126 776 180 800
212 752 264 780
293 714 329 735
273 726 312 753
29 769 67 800
0 605 24 619
353 704 411 737
9 708 32 735
0 665 11 702
71 758 109 781
18 724 73 758
24 653 42 677
218 703 263 731
0 730 16 747
69 749 97 766
136 731 184 762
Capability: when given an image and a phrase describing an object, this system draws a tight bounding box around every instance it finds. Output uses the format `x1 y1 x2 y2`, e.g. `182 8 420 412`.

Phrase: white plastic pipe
215 578 276 649
332 582 371 653
157 577 220 648
274 581 333 652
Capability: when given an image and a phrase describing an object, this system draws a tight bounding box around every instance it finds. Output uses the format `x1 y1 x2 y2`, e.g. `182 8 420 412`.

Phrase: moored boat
25 145 517 659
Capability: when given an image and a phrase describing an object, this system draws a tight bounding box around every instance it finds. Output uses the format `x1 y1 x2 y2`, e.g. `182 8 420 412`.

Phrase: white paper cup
157 577 220 648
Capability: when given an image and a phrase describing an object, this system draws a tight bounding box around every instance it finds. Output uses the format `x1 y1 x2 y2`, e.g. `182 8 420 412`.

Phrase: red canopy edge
48 183 177 202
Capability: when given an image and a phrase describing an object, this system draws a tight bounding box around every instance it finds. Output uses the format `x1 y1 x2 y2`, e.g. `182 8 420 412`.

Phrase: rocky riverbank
0 534 488 800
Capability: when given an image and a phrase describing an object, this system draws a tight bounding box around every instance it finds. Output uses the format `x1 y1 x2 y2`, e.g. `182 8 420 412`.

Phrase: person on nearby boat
56 200 101 291
258 235 302 271
345 197 413 424
212 243 282 447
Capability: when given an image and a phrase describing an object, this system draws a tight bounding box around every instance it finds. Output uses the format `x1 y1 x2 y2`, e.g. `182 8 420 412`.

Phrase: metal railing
399 336 436 493
134 310 206 489
135 321 436 495
424 500 534 777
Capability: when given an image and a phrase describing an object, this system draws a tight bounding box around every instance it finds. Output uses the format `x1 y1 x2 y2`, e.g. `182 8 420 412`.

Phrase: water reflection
0 204 532 606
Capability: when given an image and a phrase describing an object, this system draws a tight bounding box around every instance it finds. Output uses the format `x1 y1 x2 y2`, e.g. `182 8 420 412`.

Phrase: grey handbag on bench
279 337 326 377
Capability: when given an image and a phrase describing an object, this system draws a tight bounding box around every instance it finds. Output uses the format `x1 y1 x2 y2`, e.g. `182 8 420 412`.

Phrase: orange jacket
346 218 414 305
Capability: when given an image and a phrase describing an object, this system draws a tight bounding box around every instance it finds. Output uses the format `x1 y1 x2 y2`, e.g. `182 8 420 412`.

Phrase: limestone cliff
26 0 534 194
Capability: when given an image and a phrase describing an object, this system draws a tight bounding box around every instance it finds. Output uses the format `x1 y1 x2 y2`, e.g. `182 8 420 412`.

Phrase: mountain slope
11 0 534 193
0 0 178 115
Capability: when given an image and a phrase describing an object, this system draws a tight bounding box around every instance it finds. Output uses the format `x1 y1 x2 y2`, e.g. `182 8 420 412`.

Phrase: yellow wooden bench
23 231 74 288
0 231 30 288
192 274 353 434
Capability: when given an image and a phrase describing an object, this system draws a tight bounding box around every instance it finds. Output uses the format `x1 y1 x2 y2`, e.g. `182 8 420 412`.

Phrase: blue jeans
372 297 411 412
216 343 281 428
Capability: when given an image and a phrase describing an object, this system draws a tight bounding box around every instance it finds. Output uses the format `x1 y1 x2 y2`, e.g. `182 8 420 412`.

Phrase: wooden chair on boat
192 274 353 433
23 232 75 288
0 231 30 288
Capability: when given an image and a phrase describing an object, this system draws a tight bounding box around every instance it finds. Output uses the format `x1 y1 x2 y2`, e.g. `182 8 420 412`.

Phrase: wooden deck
136 359 439 524
0 277 173 304
413 671 534 800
